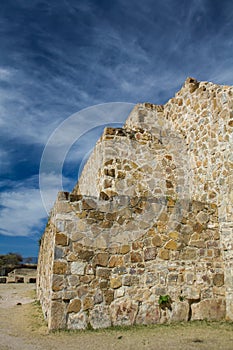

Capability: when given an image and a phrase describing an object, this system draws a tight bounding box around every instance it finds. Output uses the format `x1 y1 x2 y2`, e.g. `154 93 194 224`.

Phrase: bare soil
1 283 233 350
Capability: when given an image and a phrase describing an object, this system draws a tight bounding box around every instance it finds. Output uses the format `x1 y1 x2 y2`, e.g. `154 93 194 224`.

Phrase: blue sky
0 0 233 257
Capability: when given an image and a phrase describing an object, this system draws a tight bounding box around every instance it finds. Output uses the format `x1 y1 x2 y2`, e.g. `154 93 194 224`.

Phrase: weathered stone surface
183 286 200 300
78 250 94 261
89 305 111 329
110 298 138 326
136 303 160 324
193 223 204 233
49 301 66 330
115 287 125 298
71 261 86 275
51 291 62 300
180 248 197 260
67 275 79 287
62 291 77 301
80 275 93 283
52 275 64 291
104 290 114 305
67 311 87 330
144 247 157 260
196 212 209 224
170 301 189 322
99 280 108 290
82 296 94 310
158 248 170 260
164 240 178 250
108 255 124 267
112 266 127 275
55 233 69 246
152 235 162 247
54 247 65 259
77 285 89 298
130 252 143 262
144 272 158 287
53 261 67 275
96 267 111 279
67 299 81 313
110 277 122 289
94 290 103 304
93 253 109 267
123 275 139 286
67 252 77 262
191 299 226 321
132 241 143 250
119 245 130 254
213 273 224 286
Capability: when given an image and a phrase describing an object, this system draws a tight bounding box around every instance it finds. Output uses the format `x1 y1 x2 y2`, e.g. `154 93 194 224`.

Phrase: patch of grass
27 299 48 332
22 286 36 299
50 320 233 339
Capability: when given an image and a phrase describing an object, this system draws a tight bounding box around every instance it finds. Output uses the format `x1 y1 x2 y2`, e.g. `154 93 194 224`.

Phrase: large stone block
49 301 67 330
67 311 88 330
55 233 69 246
110 298 138 326
67 299 81 313
170 301 189 322
136 302 160 325
53 261 68 274
182 286 200 300
93 252 109 267
82 296 94 310
89 305 111 329
71 261 86 275
191 299 226 321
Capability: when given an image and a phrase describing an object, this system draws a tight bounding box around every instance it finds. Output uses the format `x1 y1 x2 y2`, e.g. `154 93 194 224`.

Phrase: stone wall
37 78 233 329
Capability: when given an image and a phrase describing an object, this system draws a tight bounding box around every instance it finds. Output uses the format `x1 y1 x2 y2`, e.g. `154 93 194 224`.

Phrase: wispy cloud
0 0 233 250
0 67 12 81
0 174 72 237
0 188 45 237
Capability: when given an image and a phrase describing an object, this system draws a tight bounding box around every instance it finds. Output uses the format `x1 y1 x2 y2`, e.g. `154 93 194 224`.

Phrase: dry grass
1 284 233 350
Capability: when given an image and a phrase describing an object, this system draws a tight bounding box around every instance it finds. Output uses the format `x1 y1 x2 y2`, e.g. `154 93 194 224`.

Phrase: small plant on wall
158 295 172 310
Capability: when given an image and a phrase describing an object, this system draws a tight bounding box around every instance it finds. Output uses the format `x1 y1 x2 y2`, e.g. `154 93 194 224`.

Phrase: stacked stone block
37 78 233 329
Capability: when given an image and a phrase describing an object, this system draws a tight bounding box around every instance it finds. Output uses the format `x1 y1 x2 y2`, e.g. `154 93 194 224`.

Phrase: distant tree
0 253 23 267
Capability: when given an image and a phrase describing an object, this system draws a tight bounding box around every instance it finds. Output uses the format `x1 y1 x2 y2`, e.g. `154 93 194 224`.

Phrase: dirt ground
1 284 233 350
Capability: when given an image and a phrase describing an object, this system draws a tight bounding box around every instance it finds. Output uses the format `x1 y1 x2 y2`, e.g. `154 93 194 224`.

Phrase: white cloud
0 188 46 237
39 171 74 213
0 67 12 81
0 174 73 237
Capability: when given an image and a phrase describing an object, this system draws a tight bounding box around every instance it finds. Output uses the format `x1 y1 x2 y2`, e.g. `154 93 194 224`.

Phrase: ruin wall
37 78 233 329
